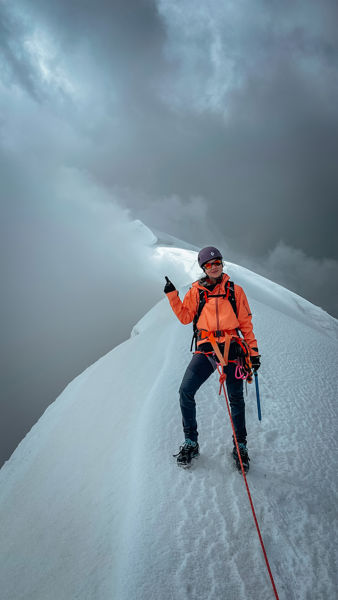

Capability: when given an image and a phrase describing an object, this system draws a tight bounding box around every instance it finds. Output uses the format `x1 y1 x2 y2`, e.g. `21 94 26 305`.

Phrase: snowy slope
0 248 337 600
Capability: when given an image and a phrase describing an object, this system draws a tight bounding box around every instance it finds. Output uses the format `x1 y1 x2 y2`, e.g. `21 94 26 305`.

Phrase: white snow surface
0 248 337 600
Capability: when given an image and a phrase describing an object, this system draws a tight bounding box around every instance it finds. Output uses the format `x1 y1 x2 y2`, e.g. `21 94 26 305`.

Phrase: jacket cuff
166 290 179 299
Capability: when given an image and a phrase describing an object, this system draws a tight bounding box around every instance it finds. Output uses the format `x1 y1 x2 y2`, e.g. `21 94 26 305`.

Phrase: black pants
179 353 247 444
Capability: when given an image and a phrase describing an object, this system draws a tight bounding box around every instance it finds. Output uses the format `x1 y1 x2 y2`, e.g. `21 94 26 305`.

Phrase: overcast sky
1 0 338 465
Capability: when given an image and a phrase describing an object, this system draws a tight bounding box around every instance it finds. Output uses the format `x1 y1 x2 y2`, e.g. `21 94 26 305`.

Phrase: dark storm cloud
151 0 338 314
0 0 165 100
155 0 338 253
1 0 338 323
0 6 39 98
2 0 337 268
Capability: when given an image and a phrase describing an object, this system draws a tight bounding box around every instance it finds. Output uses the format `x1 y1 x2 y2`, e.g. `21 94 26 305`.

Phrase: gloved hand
164 276 176 294
251 355 261 372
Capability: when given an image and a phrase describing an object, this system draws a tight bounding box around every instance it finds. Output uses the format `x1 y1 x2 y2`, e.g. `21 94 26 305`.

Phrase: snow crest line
1 256 337 600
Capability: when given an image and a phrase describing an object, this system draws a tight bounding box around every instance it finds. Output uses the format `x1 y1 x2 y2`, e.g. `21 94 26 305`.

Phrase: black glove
164 276 176 294
251 355 261 372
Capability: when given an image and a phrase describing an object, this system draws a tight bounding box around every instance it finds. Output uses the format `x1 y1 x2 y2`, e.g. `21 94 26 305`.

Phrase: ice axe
254 372 262 421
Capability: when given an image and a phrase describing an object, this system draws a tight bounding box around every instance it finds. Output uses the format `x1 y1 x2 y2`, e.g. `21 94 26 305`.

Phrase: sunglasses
203 259 223 269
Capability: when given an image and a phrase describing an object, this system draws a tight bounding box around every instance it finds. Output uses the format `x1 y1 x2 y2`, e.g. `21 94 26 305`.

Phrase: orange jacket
166 273 259 356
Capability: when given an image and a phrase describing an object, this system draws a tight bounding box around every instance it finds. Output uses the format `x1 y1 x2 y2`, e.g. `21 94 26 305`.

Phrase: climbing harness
235 360 248 380
198 330 253 380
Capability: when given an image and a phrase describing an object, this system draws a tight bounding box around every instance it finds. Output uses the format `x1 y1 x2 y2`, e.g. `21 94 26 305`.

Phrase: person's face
203 258 223 279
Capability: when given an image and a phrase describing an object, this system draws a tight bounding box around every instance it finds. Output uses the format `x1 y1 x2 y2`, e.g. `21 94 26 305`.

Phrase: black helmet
197 246 222 268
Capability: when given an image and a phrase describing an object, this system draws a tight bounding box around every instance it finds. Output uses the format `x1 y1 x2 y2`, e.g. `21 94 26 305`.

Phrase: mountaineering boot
232 443 250 473
174 439 199 468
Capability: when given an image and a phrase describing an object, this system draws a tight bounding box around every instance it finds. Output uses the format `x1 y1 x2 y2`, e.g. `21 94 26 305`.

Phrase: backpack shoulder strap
195 288 207 323
228 280 241 337
227 281 238 317
190 288 208 351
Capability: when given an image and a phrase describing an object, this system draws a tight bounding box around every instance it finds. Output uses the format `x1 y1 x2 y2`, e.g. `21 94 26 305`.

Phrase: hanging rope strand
216 364 280 600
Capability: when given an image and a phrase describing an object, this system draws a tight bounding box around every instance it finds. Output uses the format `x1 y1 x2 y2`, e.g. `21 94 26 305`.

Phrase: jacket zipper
216 293 220 335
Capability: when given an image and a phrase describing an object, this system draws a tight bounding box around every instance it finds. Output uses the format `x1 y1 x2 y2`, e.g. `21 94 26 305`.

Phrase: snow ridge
0 255 337 600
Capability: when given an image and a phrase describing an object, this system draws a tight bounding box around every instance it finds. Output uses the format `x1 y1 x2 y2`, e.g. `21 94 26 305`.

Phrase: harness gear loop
216 363 280 600
235 361 246 380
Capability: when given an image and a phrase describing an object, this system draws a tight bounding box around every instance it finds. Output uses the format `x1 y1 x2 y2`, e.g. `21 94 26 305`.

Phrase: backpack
190 280 239 351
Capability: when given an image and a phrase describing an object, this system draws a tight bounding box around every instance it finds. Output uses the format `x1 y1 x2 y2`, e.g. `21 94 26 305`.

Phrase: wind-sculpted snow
0 252 337 600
